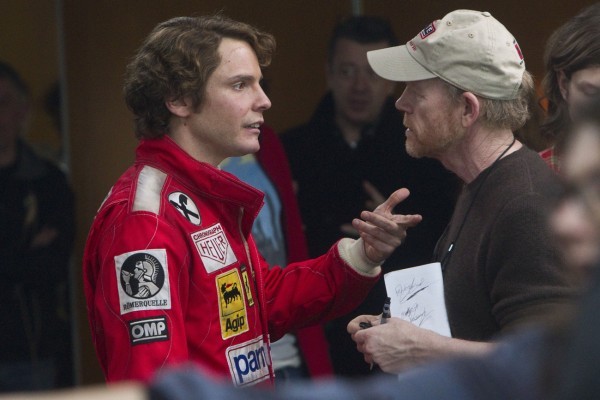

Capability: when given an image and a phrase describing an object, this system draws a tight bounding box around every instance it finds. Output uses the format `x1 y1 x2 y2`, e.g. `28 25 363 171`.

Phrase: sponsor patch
226 337 271 387
240 265 254 307
168 192 201 225
115 249 171 314
419 22 436 39
128 316 169 345
216 269 248 339
191 223 238 273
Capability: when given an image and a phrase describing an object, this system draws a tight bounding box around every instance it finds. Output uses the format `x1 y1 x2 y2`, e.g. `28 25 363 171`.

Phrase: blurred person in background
220 123 334 382
0 61 75 391
539 2 600 173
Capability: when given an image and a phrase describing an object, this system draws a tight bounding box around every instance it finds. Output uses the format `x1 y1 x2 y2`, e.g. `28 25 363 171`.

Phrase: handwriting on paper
384 262 451 337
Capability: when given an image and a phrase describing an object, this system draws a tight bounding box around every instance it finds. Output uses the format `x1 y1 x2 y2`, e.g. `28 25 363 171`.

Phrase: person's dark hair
326 15 398 64
0 60 29 97
540 3 600 146
123 14 276 139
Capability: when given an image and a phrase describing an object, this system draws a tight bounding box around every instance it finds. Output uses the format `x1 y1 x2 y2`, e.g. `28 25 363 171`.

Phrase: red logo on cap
419 22 436 39
513 39 524 64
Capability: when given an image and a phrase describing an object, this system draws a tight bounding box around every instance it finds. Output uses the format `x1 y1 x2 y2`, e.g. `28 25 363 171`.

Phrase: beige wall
60 0 594 385
0 1 60 156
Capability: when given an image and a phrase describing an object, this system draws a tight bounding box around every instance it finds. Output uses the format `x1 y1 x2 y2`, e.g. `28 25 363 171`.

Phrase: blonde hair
444 70 534 131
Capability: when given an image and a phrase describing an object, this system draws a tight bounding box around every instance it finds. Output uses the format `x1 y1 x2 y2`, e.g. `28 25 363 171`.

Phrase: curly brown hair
123 15 276 139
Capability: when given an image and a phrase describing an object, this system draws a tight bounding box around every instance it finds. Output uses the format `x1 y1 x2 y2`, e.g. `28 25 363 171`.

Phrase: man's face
184 38 271 166
559 66 600 121
327 39 395 129
395 78 464 159
551 123 600 280
0 78 28 150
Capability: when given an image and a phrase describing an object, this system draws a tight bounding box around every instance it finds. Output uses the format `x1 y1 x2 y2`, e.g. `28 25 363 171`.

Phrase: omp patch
191 223 238 273
216 269 248 339
128 316 169 345
226 337 271 387
168 192 201 225
114 249 171 315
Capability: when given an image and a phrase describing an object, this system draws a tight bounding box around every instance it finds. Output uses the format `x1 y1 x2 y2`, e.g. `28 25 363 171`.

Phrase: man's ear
461 92 480 128
166 97 192 118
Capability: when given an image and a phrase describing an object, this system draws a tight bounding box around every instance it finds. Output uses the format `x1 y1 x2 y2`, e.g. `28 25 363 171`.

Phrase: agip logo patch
216 269 248 339
114 249 171 314
191 223 238 273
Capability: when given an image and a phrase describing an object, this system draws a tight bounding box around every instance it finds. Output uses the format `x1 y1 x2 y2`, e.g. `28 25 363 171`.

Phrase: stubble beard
405 122 463 161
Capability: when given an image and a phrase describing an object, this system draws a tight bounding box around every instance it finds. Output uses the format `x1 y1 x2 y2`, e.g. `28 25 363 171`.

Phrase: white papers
383 262 452 337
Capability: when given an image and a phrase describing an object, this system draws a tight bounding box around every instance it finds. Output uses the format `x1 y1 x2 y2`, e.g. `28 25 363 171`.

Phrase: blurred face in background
0 78 28 152
327 39 395 130
551 120 600 281
558 66 600 121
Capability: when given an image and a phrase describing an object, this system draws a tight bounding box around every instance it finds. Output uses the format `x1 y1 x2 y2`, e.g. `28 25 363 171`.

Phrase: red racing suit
83 136 380 386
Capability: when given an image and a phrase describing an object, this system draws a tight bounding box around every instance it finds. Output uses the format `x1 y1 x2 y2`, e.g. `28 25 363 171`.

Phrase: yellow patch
216 269 248 339
241 265 254 307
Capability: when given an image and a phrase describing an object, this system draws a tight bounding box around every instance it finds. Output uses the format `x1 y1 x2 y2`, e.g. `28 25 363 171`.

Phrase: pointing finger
376 188 410 214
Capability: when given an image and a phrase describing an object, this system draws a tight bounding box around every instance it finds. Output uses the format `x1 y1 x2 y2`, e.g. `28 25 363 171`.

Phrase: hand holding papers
383 262 452 337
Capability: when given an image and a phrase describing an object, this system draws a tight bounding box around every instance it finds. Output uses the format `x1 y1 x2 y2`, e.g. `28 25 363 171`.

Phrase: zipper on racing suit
237 207 274 382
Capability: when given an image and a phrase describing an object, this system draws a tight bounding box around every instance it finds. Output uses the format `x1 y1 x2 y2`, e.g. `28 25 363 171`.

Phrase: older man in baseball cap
348 10 575 373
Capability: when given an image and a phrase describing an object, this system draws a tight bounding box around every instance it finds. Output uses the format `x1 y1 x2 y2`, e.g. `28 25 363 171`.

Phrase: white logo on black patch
128 316 169 345
115 249 171 315
169 192 201 225
120 252 165 299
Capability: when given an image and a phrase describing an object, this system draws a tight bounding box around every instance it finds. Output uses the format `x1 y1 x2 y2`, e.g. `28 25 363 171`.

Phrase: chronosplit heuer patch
115 249 171 314
191 223 238 273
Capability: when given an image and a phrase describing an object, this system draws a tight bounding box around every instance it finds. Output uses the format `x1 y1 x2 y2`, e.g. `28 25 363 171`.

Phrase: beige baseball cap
366 9 525 100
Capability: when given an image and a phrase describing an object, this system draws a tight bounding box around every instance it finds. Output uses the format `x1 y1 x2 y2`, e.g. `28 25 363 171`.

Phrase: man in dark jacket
0 61 75 391
281 16 458 377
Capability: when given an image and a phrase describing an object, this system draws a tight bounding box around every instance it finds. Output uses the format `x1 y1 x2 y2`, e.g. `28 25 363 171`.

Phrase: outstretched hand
352 188 421 264
340 181 387 237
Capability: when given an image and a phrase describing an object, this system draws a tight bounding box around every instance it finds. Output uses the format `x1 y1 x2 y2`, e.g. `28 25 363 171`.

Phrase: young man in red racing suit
82 15 420 387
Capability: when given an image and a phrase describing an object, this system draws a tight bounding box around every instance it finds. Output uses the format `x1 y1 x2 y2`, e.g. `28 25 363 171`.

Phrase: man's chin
405 143 424 159
241 141 260 156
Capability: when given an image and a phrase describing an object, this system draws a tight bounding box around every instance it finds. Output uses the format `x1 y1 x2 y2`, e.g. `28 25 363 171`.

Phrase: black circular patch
120 252 165 299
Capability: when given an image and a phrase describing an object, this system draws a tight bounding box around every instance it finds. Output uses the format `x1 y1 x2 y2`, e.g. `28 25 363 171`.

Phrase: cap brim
367 45 436 82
